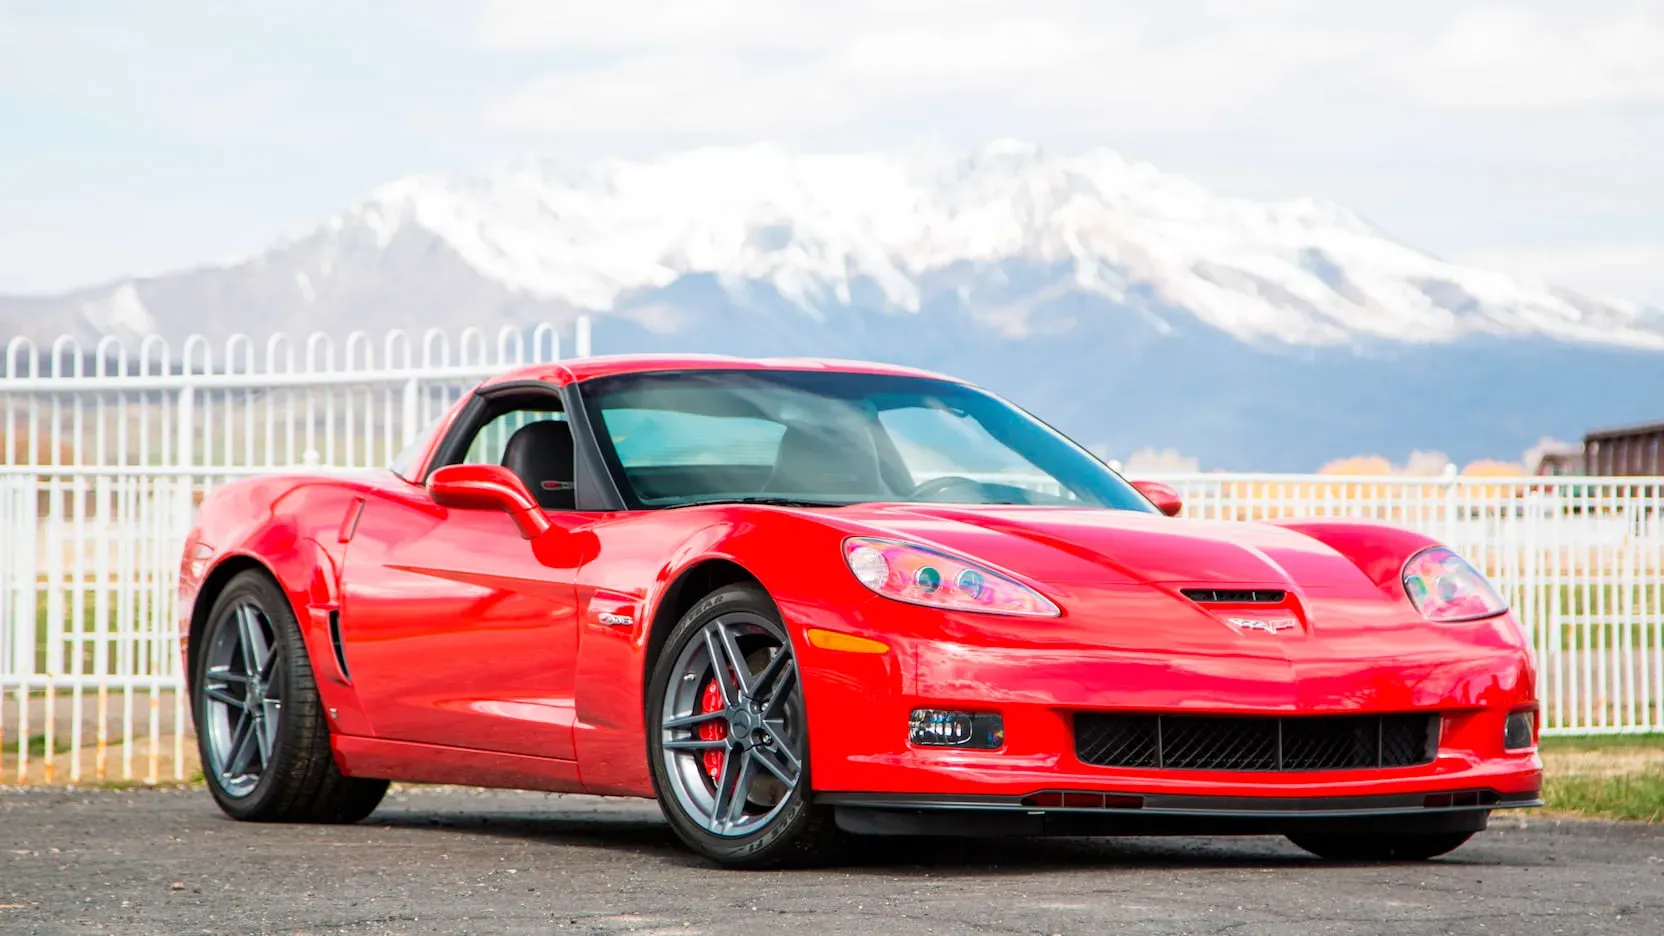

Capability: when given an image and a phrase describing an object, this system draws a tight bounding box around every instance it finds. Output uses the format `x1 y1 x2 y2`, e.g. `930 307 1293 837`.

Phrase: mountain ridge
4 141 1661 470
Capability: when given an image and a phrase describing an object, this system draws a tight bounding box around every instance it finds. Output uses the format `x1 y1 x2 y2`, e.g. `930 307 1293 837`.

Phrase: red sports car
178 356 1542 867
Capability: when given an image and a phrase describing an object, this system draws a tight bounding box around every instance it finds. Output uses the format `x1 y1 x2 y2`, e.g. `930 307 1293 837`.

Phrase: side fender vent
1181 588 1286 604
329 610 352 682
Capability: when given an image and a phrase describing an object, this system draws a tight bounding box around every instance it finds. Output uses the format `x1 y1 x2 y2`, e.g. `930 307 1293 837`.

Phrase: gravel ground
2 785 1661 935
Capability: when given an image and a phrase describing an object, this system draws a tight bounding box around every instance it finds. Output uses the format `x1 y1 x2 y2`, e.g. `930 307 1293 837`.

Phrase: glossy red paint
479 354 959 392
179 355 1541 818
1130 479 1183 517
333 481 595 765
427 463 552 538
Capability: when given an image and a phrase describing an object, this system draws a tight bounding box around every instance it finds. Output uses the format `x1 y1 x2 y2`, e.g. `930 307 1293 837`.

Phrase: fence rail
2 322 585 785
4 320 1662 786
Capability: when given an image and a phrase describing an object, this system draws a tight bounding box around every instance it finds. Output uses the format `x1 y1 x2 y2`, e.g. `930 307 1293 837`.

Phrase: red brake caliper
698 678 727 782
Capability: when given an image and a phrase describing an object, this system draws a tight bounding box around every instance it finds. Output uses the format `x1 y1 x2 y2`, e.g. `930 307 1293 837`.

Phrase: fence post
173 384 198 640
175 385 195 470
401 377 422 446
3 476 39 679
575 316 592 358
1442 462 1459 547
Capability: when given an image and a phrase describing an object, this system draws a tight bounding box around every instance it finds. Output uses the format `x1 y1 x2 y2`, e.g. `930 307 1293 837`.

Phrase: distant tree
1461 459 1525 477
1317 455 1393 475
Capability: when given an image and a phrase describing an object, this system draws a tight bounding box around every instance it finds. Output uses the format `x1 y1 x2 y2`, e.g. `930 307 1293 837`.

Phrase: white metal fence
1 321 586 784
2 320 1661 786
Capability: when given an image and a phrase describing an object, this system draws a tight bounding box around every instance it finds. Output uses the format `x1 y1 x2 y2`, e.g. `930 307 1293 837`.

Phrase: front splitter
818 789 1542 837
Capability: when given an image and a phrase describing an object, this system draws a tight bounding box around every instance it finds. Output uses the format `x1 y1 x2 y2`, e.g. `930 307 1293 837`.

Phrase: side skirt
332 735 586 794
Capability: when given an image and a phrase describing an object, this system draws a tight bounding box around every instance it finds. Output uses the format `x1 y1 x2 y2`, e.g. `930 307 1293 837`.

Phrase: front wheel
1287 831 1476 861
192 570 388 823
646 584 839 868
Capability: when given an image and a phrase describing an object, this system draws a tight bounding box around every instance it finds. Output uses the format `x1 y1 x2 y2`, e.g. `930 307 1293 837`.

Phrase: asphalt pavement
3 785 1661 935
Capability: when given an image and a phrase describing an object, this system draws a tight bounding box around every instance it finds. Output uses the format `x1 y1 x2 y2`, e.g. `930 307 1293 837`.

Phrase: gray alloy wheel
647 584 840 868
201 599 283 797
658 608 803 837
192 570 388 823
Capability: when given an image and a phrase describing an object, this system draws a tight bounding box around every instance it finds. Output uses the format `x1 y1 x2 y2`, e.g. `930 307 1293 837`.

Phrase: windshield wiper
658 495 855 509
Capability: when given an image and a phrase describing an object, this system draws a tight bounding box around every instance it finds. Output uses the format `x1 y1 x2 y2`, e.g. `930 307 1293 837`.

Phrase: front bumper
789 611 1543 813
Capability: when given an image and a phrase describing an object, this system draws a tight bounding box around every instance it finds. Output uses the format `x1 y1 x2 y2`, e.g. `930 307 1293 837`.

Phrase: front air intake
1075 712 1439 772
1180 588 1286 604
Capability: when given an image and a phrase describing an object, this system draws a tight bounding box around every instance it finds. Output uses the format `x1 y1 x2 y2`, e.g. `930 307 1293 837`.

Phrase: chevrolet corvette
178 355 1542 867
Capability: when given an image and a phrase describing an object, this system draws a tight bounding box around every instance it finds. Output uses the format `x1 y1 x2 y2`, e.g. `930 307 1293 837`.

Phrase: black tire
1287 830 1476 861
192 569 388 823
646 583 840 868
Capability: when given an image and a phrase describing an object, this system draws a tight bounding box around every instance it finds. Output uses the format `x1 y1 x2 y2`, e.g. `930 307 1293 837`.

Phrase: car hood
835 503 1376 593
821 503 1508 658
808 502 1530 699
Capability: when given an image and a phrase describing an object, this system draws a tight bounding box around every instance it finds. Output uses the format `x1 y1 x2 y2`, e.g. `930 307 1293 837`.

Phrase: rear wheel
646 584 838 868
193 570 388 823
1287 830 1475 861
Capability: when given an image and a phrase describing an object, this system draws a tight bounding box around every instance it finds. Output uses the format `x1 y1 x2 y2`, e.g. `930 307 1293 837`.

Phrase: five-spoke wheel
648 584 837 867
660 607 802 837
192 570 388 823
201 600 284 797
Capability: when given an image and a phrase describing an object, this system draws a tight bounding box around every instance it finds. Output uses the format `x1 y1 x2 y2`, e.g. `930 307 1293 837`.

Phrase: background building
1585 419 1664 476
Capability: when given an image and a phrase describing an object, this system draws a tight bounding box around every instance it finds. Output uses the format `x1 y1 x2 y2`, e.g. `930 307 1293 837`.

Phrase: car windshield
578 369 1156 512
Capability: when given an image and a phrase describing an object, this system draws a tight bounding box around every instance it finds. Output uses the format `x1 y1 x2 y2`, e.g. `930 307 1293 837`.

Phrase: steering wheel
909 475 986 502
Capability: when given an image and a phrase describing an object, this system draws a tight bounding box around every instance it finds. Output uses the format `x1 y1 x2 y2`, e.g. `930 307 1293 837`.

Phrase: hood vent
1181 588 1286 604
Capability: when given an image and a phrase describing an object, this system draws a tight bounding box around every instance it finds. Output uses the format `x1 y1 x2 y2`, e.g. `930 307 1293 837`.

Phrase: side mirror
1131 479 1183 517
427 464 551 539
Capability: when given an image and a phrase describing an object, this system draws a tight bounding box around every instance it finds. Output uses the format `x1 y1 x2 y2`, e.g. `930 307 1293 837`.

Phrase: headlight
842 536 1061 617
1402 546 1507 622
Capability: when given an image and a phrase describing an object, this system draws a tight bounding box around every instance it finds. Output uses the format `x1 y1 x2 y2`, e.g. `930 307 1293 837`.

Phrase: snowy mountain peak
293 141 1664 349
5 141 1663 474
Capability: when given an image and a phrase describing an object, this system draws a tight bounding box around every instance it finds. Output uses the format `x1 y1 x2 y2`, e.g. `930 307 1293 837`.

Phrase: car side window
464 410 567 465
444 405 579 511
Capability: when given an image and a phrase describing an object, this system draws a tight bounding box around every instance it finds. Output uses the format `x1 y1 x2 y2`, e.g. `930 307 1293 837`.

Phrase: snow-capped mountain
312 139 1662 348
4 141 1662 470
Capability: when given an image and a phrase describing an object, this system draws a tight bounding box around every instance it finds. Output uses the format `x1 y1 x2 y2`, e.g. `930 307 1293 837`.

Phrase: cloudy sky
1 0 1660 304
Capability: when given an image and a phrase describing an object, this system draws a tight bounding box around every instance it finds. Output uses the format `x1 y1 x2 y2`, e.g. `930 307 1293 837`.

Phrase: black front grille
1180 588 1286 603
1075 712 1437 772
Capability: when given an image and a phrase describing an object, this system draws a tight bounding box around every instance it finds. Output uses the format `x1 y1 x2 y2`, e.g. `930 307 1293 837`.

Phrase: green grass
0 733 74 758
1541 733 1664 822
1544 771 1664 822
1541 733 1664 753
31 587 167 676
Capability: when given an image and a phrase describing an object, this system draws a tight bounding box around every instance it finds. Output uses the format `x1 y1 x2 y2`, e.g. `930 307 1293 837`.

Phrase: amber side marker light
804 628 890 654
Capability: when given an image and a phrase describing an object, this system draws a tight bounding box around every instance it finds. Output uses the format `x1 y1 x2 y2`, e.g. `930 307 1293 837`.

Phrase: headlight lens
1402 546 1508 622
842 537 1061 617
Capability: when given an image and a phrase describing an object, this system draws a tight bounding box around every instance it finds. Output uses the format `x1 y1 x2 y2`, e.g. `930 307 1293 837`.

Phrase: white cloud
3 0 1661 303
1396 4 1664 108
479 2 1367 140
1456 245 1664 307
479 1 1664 145
476 0 827 51
486 55 863 137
